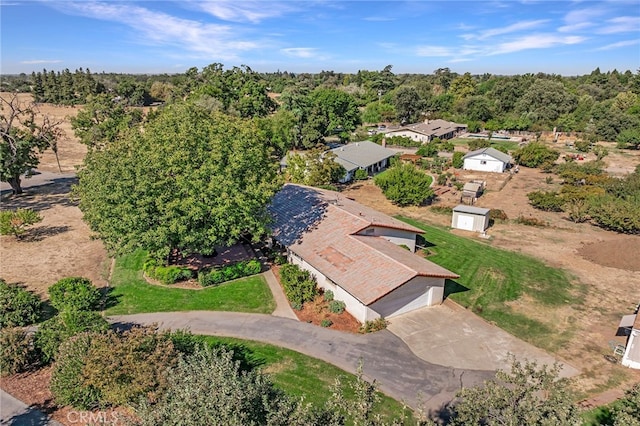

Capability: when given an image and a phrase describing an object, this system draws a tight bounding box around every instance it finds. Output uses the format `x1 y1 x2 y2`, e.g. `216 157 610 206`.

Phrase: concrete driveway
386 302 580 378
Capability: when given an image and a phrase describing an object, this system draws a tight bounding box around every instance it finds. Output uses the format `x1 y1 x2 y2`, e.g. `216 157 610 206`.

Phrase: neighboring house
384 119 468 143
463 147 512 173
619 308 640 369
451 205 490 232
269 184 459 323
330 141 396 183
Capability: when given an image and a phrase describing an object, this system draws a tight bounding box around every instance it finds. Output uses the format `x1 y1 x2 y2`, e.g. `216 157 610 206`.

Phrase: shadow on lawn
444 279 470 300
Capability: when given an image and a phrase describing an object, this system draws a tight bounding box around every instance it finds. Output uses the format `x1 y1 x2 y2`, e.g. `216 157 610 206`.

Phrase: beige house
384 119 467 143
269 184 459 323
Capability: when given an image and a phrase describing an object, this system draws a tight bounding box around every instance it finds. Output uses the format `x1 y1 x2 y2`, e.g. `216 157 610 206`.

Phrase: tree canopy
374 163 434 206
74 102 282 260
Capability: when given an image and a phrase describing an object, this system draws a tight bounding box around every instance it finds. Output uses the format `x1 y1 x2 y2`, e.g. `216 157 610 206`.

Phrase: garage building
451 205 490 232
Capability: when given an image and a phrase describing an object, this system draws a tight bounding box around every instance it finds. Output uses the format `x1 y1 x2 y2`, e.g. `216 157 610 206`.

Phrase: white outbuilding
463 147 512 173
451 205 490 232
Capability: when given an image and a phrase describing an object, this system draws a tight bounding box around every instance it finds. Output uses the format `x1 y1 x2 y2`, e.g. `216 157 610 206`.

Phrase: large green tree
450 357 580 426
75 102 282 260
1 94 62 194
374 163 433 206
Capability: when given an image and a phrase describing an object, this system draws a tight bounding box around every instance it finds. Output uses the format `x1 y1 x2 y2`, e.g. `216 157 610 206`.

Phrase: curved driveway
109 311 493 411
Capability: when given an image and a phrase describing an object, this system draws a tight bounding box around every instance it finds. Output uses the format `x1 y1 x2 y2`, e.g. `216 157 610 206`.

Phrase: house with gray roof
330 141 396 182
383 119 467 143
463 147 512 173
269 184 459 323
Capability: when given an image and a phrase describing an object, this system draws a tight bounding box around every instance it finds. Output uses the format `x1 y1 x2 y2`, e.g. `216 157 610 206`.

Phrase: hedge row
197 260 262 287
143 257 193 284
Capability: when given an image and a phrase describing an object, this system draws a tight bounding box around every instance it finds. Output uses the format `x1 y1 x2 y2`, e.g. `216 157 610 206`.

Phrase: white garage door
457 214 474 231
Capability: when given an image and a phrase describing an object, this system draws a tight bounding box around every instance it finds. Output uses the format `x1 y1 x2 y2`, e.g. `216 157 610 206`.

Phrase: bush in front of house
279 264 317 307
0 279 41 328
197 260 262 287
0 327 38 376
323 289 334 302
48 277 101 312
321 319 333 328
35 310 110 364
328 300 346 314
354 169 368 180
143 257 193 285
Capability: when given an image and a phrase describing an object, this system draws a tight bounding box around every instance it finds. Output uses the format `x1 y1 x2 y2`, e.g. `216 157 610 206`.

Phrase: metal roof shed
451 205 490 232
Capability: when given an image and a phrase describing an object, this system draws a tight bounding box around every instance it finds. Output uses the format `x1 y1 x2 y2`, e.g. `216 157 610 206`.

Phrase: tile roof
269 184 459 305
463 147 512 164
330 141 396 171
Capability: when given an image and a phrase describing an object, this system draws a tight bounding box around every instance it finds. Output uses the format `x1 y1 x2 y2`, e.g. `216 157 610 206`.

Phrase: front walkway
109 311 493 411
262 269 298 320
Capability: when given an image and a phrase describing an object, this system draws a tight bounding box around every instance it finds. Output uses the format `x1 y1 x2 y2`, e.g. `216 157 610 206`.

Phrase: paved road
0 389 62 426
109 311 494 411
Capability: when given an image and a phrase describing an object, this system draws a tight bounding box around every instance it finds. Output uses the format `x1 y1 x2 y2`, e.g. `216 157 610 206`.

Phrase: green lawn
398 216 584 351
199 336 412 422
104 250 275 315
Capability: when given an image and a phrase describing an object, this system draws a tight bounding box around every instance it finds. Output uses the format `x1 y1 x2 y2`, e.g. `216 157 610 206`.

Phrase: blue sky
2 1 639 76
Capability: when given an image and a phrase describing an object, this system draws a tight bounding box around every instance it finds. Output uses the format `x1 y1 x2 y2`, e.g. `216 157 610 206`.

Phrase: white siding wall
358 226 418 252
287 250 374 323
386 130 429 143
451 212 489 232
369 276 444 318
463 155 506 173
622 330 640 369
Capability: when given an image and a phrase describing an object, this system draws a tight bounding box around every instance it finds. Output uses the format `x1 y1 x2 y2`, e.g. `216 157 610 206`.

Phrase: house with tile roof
463 147 512 173
383 119 468 143
268 184 459 323
330 141 396 183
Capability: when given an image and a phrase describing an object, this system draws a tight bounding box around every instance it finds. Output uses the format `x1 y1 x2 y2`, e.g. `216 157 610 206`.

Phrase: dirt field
1 94 639 408
342 145 640 398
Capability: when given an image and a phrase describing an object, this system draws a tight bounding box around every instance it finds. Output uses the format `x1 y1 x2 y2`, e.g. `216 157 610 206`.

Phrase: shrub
512 143 559 168
416 143 438 157
51 327 179 409
527 191 564 212
0 279 41 328
374 163 434 207
320 319 333 328
515 215 549 227
0 209 42 239
323 289 334 302
437 173 448 186
489 209 509 222
279 264 317 307
575 139 591 152
430 206 453 215
0 328 36 376
359 318 389 333
49 277 101 312
354 168 368 180
545 176 553 184
198 260 262 287
35 310 110 364
452 151 464 169
328 300 346 314
143 256 192 284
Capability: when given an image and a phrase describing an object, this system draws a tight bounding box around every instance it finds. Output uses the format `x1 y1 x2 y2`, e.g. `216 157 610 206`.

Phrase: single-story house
619 309 640 369
451 205 490 232
330 141 396 183
269 184 459 323
383 119 468 143
463 147 512 173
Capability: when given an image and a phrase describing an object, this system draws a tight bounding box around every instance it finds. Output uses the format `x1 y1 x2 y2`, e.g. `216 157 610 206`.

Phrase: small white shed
451 205 490 232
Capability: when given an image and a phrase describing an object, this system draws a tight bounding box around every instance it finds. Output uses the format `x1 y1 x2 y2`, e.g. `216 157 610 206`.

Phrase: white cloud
20 59 63 64
281 47 318 58
415 45 454 57
598 16 640 34
51 2 266 60
594 39 640 50
489 34 586 55
465 19 549 40
558 22 594 33
363 16 396 22
193 1 296 23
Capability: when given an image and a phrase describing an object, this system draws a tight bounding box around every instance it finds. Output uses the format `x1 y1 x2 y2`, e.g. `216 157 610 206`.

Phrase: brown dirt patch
577 238 640 271
0 180 109 297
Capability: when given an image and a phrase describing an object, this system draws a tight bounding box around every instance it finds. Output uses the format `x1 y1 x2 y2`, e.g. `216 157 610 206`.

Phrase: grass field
104 250 275 315
199 335 412 422
398 216 583 352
